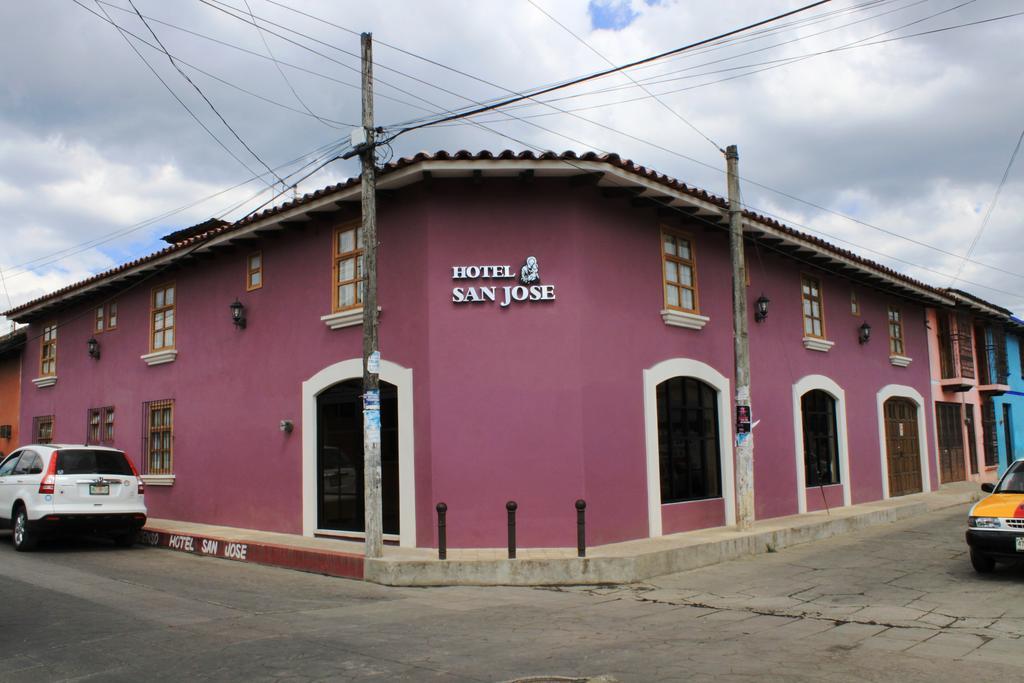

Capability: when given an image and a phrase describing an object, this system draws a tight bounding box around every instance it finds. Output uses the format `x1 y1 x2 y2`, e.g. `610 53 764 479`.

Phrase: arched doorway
802 390 840 488
884 397 923 496
792 375 851 513
316 379 399 534
656 377 722 504
643 358 735 536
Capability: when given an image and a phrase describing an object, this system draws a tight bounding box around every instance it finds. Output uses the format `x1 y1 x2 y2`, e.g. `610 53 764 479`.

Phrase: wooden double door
885 398 923 497
935 402 967 483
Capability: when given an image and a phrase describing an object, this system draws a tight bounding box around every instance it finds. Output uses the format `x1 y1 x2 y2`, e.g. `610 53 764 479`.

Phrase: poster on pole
364 409 381 445
363 389 380 411
736 405 752 434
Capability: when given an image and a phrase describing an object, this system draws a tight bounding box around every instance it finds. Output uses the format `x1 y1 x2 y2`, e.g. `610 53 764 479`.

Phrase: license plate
1016 537 1024 552
89 483 109 495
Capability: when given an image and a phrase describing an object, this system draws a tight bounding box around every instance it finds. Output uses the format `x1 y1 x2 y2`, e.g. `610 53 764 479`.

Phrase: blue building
993 319 1024 474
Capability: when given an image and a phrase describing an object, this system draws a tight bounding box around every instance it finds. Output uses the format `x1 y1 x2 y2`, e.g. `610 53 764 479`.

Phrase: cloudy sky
1 0 1022 329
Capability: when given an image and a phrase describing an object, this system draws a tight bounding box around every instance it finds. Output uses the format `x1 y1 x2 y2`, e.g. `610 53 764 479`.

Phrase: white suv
0 444 147 551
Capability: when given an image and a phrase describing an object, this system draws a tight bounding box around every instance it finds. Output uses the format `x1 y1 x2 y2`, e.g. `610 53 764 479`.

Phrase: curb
364 501 934 586
137 487 981 586
139 527 364 579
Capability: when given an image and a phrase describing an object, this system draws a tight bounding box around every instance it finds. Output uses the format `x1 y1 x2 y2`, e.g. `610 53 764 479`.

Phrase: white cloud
0 0 1021 318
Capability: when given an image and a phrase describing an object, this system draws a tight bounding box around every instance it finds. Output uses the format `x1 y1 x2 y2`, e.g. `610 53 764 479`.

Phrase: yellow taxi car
966 459 1024 573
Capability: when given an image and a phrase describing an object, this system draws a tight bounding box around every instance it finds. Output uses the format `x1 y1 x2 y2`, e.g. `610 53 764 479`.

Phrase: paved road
1 505 1022 682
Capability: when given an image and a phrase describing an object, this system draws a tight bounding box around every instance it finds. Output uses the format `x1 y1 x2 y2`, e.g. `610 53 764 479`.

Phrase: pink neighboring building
5 151 954 550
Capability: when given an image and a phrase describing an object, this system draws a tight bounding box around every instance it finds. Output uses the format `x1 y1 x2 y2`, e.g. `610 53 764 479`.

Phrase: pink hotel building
6 151 952 550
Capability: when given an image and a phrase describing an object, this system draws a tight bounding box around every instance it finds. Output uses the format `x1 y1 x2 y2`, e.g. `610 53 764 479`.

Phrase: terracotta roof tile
5 150 956 318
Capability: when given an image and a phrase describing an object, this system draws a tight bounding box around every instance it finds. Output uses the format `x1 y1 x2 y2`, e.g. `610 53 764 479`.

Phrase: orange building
0 329 25 457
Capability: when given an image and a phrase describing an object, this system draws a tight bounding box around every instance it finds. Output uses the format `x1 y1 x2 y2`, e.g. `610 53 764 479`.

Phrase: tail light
126 456 145 495
39 452 59 494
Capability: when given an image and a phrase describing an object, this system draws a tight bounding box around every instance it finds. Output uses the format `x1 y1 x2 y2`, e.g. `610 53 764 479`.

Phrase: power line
214 141 351 220
3 140 350 338
96 0 438 118
86 1 356 129
241 0 1022 291
125 0 287 186
625 0 902 74
440 117 993 309
1 137 350 281
81 0 269 186
381 4 1024 285
393 110 1024 297
740 200 1024 301
201 0 644 165
196 0 475 121
505 0 931 111
384 0 898 130
525 0 722 154
451 0 980 119
950 122 1024 286
424 64 1024 303
242 0 342 129
384 0 833 138
620 0 980 92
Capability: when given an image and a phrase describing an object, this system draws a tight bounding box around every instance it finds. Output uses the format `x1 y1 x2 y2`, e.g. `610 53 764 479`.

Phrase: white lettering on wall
452 258 556 308
452 265 514 279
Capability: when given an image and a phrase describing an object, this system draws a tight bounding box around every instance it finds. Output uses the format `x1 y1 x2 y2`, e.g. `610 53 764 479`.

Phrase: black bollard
506 500 518 559
436 502 448 560
575 499 587 558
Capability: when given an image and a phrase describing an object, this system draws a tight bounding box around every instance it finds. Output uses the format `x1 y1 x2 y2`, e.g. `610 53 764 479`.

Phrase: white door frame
301 358 417 547
792 374 851 513
643 358 735 536
876 384 931 499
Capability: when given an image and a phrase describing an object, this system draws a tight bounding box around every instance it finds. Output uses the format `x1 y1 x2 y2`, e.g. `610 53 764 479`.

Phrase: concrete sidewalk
141 482 983 586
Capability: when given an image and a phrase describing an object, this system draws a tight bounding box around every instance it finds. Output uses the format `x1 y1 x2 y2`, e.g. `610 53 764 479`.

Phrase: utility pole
359 32 383 559
726 144 755 530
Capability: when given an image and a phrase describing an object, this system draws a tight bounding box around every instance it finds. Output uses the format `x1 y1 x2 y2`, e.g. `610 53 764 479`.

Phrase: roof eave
4 153 959 319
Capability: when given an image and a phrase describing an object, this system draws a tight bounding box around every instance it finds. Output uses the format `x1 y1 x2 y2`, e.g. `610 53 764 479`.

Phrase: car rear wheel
970 548 995 573
114 531 137 548
12 507 37 552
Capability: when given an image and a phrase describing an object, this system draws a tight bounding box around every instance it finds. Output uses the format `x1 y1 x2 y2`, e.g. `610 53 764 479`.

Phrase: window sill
321 308 363 330
141 349 177 366
889 354 913 368
661 309 709 330
142 474 175 486
802 337 835 352
31 376 57 388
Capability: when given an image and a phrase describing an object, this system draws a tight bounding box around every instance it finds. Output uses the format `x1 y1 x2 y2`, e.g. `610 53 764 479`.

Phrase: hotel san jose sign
451 256 557 308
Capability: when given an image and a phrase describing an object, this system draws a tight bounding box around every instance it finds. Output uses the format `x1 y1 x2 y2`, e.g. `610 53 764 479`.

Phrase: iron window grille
32 415 54 444
142 399 174 475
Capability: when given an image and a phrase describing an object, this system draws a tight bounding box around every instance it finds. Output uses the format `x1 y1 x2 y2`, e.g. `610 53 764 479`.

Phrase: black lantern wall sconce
87 337 100 360
754 294 770 323
858 322 872 345
230 299 247 329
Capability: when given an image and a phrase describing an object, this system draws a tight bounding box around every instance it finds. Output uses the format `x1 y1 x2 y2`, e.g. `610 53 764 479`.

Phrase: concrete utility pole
726 145 755 531
359 32 383 559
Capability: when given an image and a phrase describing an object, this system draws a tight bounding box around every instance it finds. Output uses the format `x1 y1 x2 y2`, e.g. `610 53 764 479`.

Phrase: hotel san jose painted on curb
4 149 1018 552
